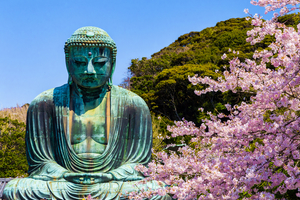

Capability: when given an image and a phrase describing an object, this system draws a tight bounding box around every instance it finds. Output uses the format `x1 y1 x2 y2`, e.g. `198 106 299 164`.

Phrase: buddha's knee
2 178 26 200
3 178 22 200
3 178 50 200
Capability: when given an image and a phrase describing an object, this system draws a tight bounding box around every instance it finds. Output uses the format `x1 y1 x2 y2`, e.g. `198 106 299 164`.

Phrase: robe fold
3 84 171 200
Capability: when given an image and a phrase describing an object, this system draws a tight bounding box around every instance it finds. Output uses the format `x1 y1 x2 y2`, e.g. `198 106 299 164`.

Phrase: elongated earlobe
68 75 73 85
108 77 112 87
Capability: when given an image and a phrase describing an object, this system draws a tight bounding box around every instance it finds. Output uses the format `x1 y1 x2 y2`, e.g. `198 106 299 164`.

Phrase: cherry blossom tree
131 1 300 199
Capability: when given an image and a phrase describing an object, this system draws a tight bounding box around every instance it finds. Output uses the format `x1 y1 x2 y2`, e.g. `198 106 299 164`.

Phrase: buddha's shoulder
30 84 68 105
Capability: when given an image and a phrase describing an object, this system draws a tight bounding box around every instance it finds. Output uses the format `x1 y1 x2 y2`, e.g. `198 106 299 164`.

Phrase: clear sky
0 0 271 109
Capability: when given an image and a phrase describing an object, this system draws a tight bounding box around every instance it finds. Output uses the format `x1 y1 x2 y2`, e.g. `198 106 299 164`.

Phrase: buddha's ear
68 75 73 85
65 47 71 75
65 56 72 85
65 57 70 72
107 46 115 87
65 52 73 85
64 45 70 71
108 61 116 87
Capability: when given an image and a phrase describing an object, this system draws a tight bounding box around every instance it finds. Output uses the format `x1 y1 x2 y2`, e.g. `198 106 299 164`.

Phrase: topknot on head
64 26 117 62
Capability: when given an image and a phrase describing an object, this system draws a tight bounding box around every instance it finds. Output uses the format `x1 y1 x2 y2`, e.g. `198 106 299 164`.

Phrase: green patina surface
3 27 171 200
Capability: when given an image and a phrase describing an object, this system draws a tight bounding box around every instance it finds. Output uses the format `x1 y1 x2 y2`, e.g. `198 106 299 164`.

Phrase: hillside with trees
127 14 300 124
129 0 300 195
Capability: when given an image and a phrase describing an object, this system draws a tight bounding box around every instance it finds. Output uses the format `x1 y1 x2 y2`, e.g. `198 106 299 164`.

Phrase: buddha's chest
70 112 107 145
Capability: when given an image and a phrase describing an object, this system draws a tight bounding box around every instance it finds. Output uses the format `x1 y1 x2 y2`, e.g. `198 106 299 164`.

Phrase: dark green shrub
0 117 28 177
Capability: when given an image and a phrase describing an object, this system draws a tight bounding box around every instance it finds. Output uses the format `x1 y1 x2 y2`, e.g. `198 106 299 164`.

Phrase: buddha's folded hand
63 172 113 184
30 163 69 181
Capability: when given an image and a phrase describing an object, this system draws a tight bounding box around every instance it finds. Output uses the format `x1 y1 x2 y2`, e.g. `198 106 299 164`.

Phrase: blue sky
0 0 271 109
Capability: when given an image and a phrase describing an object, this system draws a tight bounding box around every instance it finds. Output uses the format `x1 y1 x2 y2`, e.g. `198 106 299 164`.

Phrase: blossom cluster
131 0 300 199
250 0 300 15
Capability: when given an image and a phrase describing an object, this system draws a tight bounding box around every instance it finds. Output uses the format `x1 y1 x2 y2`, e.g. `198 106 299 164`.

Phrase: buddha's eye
74 60 87 65
93 57 108 66
73 57 87 66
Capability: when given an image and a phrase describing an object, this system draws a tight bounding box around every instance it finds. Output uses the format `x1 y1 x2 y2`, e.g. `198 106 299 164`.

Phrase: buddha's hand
31 164 68 181
124 175 144 182
63 172 113 185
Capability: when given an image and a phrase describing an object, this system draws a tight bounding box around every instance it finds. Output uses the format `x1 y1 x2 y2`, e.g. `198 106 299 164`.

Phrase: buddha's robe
3 84 170 200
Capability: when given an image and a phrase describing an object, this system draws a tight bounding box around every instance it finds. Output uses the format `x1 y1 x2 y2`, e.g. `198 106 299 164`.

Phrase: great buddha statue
3 27 170 200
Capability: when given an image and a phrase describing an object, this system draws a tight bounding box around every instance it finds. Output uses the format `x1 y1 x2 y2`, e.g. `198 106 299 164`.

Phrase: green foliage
238 191 252 199
132 63 229 124
151 113 192 154
245 138 264 152
151 114 173 153
0 117 28 177
277 13 300 30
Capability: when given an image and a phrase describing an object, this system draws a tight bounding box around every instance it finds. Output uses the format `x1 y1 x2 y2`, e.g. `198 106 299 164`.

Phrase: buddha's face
68 47 111 88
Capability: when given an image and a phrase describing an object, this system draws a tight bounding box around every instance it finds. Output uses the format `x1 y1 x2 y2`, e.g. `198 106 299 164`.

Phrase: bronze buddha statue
3 27 170 200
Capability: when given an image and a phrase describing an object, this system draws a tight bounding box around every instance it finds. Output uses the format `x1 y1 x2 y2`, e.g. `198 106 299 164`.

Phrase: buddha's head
64 27 117 89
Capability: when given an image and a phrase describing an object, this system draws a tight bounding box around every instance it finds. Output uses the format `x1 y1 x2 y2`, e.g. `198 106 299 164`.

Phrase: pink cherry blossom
130 0 300 199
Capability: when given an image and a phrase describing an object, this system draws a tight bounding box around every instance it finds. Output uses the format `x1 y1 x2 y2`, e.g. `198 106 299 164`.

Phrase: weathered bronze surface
3 27 170 200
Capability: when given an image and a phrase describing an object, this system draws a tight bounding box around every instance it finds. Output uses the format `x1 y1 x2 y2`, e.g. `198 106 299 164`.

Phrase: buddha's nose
86 60 96 74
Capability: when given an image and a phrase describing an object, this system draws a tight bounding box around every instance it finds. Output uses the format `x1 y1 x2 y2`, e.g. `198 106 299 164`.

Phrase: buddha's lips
82 77 97 83
80 75 105 81
82 76 96 80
